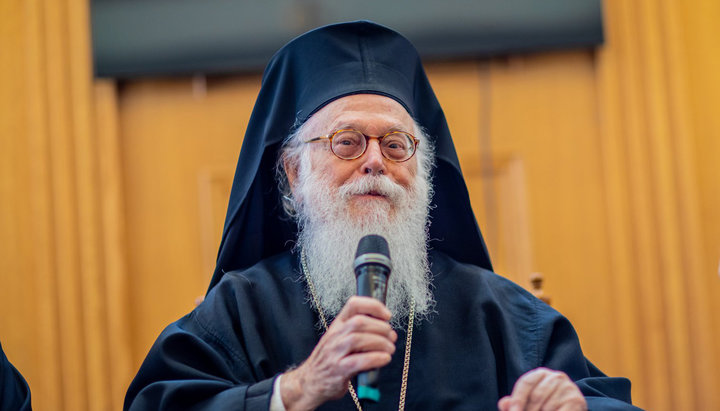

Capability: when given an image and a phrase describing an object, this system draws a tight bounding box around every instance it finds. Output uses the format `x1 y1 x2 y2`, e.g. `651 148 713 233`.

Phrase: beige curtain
0 0 131 409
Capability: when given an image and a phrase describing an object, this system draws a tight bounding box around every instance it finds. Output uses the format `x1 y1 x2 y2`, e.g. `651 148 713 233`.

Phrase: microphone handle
355 264 390 401
356 264 389 302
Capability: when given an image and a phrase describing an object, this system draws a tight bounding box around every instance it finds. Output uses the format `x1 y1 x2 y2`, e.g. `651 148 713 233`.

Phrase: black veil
208 21 492 291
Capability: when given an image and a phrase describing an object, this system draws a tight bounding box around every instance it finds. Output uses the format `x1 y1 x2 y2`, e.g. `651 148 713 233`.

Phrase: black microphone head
355 234 390 259
354 234 392 276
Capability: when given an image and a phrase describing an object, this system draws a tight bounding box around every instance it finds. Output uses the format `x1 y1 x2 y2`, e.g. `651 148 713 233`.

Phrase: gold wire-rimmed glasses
304 129 419 162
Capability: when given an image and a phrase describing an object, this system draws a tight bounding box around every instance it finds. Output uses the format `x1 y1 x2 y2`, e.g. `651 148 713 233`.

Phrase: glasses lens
381 132 414 161
331 130 365 159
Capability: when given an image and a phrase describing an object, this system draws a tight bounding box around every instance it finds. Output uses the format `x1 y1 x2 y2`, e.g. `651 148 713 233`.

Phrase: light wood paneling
0 1 131 409
118 76 261 368
594 0 719 408
95 80 135 409
675 0 720 407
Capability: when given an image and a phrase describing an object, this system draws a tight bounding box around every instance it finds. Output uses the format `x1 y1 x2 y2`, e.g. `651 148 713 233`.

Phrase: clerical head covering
208 20 492 291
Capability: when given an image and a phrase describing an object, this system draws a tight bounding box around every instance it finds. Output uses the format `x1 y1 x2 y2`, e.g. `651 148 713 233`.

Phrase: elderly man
125 21 640 410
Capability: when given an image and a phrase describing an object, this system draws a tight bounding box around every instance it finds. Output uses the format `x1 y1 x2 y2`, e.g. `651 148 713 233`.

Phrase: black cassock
125 250 639 410
0 341 31 411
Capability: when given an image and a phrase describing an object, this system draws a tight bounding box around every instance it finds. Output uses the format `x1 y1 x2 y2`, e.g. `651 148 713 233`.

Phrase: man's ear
283 156 298 194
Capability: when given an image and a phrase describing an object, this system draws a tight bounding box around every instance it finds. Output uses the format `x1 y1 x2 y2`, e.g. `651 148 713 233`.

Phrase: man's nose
360 139 386 175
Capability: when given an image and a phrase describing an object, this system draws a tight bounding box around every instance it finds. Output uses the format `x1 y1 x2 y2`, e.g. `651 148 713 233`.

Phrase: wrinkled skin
497 368 587 411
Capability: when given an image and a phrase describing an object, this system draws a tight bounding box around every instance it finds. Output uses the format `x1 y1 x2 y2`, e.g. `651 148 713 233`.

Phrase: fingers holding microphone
282 234 396 410
333 296 398 374
281 296 396 411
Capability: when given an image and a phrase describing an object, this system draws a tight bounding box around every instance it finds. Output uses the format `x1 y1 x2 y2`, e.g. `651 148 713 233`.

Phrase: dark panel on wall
91 0 604 78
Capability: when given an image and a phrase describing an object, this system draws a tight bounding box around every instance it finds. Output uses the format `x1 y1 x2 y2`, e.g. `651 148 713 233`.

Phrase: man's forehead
306 94 415 133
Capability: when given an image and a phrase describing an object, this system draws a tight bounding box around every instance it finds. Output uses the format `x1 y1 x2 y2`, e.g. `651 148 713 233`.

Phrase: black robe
0 341 31 411
125 250 639 410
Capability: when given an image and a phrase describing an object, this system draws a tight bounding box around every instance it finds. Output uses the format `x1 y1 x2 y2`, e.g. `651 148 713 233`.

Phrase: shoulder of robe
427 250 577 370
205 251 299 298
429 249 562 321
172 251 302 358
191 250 302 324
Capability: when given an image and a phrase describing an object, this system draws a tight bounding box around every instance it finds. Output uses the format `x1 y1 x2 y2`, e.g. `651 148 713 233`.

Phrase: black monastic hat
208 21 492 291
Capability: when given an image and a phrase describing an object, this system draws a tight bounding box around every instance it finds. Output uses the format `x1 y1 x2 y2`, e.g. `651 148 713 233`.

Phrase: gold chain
301 250 414 411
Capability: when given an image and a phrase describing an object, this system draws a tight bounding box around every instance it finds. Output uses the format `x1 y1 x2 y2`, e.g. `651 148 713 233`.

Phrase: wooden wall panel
594 0 719 408
0 1 131 409
0 1 56 406
675 0 720 407
95 80 135 409
117 77 261 370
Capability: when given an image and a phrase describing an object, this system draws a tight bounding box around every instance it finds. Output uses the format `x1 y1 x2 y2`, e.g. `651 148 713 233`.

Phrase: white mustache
338 176 408 204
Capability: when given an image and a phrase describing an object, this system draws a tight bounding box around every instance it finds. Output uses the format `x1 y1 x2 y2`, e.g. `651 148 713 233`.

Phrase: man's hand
498 368 587 411
280 296 397 411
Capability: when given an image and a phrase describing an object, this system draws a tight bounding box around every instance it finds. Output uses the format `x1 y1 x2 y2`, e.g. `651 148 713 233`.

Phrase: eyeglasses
304 129 419 162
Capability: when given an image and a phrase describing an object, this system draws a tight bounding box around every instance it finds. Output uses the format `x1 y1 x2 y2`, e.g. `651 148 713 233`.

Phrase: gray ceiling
91 0 604 78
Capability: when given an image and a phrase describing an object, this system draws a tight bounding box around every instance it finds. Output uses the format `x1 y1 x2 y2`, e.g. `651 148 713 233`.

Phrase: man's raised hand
280 296 397 411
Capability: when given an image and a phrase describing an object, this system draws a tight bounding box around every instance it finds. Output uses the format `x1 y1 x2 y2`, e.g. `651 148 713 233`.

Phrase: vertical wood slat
5 1 65 410
678 3 720 388
601 1 665 408
680 1 720 405
4 0 130 409
624 1 673 406
594 42 646 402
22 0 65 409
638 0 694 408
44 0 89 408
67 0 112 408
595 4 650 402
605 1 670 409
597 0 719 409
95 80 135 409
658 0 718 408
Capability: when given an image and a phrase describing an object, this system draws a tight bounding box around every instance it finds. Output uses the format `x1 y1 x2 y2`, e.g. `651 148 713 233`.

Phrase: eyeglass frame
304 129 420 162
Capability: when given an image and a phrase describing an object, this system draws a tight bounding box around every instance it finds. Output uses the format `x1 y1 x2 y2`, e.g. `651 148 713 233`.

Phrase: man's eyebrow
329 122 409 133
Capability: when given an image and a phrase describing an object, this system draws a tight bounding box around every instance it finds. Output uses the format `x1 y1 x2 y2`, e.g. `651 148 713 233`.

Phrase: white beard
294 162 434 328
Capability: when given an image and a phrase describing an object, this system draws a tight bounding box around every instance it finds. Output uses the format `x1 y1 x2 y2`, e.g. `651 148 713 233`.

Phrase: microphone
354 234 392 403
